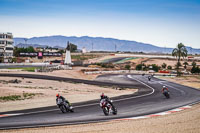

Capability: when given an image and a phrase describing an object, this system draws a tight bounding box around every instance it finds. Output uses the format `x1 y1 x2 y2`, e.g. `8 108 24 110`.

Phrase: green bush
151 64 160 72
14 46 36 57
101 63 106 68
100 63 114 68
162 63 167 69
125 65 131 70
167 65 172 70
191 66 200 74
107 64 114 68
136 64 143 70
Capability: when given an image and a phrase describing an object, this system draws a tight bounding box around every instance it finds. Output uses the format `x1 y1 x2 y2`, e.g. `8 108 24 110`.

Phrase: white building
82 47 87 53
0 32 14 62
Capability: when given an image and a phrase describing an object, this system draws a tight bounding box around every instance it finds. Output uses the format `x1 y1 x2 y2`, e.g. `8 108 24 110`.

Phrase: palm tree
162 63 167 69
172 43 188 76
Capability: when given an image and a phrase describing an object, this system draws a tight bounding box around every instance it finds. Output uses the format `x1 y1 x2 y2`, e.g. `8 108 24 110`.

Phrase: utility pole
115 44 117 52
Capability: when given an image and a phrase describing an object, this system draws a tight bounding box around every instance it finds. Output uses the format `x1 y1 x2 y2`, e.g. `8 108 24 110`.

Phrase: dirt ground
143 58 200 68
0 76 136 112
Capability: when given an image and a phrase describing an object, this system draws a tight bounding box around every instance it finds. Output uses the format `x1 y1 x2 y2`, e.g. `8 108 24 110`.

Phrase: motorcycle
57 99 74 113
100 99 117 116
148 76 151 81
163 90 170 99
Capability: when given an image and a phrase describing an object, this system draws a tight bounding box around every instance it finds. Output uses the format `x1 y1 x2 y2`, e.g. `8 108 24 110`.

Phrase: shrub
167 65 172 70
191 66 200 74
151 64 160 72
136 64 143 70
101 63 106 68
0 95 21 101
162 63 167 69
125 65 131 70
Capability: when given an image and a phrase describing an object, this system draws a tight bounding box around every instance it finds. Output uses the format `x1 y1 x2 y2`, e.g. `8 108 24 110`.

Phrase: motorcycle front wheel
112 106 117 115
69 107 74 112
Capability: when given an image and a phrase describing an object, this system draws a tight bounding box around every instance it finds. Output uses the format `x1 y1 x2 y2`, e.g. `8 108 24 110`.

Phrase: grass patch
7 67 41 72
23 93 35 99
0 95 21 101
114 57 139 64
0 93 37 101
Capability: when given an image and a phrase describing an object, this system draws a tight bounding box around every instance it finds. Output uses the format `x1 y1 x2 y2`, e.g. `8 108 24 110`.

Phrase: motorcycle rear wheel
60 105 67 113
112 106 117 115
103 107 109 116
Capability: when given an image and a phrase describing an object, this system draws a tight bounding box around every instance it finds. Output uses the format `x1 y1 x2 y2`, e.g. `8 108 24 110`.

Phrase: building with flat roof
0 32 14 62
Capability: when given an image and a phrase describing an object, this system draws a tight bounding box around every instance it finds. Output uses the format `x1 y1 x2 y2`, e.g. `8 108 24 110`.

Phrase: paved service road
0 73 200 130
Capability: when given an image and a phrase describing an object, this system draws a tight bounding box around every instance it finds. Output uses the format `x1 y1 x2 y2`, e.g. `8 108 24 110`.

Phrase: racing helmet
56 93 60 97
100 93 104 98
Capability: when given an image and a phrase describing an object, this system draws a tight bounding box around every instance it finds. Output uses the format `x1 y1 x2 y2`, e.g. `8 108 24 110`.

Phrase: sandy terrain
143 58 200 68
2 102 200 133
0 76 136 112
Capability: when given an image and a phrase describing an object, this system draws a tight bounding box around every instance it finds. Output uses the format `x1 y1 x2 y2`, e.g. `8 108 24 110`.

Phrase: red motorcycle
100 99 117 116
163 90 170 99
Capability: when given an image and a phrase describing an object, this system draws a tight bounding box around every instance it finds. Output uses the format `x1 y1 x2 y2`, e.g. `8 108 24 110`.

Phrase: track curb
114 105 192 121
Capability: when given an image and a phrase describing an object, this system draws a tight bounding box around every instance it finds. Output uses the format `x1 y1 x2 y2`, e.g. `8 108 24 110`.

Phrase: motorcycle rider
162 86 169 93
148 76 151 81
56 94 71 107
100 93 113 106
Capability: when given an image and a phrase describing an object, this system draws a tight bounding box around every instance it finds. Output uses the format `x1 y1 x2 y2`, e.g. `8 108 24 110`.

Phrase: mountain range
14 35 200 54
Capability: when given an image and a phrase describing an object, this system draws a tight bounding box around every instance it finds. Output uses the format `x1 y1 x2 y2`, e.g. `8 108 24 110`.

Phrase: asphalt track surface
0 73 200 130
101 57 127 63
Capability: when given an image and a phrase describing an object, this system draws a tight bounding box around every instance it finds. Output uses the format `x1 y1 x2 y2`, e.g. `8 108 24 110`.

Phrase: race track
0 73 200 130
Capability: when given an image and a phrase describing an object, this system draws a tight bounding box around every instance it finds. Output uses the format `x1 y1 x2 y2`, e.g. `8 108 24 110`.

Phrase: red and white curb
0 113 24 118
115 105 192 121
0 106 192 119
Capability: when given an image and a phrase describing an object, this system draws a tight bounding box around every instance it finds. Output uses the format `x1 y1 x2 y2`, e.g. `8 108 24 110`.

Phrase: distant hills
14 35 200 54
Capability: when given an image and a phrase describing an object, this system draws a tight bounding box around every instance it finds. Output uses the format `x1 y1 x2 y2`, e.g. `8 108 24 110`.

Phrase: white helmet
163 86 166 88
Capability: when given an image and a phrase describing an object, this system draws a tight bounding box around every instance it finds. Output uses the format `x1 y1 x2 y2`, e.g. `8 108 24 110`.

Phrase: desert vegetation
0 93 36 101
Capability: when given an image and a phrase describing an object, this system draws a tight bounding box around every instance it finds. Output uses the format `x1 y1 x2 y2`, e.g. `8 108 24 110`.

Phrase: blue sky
0 0 200 48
